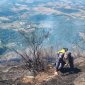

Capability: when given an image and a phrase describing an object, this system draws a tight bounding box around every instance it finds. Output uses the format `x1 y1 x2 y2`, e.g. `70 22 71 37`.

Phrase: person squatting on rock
54 48 74 75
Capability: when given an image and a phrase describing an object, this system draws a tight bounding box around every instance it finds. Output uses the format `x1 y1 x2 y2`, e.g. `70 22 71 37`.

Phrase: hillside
0 56 85 85
0 0 85 85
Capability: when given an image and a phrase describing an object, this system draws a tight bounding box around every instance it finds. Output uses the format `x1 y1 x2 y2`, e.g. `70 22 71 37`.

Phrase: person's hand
54 71 58 75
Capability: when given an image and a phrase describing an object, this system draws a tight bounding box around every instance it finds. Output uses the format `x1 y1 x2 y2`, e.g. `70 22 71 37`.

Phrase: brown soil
0 60 85 85
15 65 83 85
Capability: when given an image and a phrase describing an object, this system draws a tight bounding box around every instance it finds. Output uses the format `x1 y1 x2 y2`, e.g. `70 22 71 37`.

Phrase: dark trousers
68 56 74 69
56 58 65 71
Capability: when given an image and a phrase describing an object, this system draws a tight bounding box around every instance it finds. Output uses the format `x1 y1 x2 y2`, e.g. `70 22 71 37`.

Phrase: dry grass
15 67 56 85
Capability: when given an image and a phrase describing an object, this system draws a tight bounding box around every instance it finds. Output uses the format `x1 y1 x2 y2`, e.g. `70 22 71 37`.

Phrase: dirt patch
74 72 85 85
15 66 81 85
16 67 56 85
